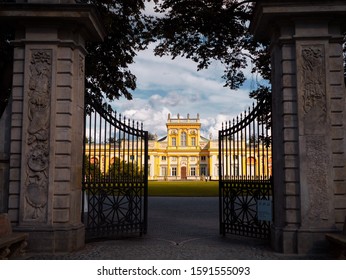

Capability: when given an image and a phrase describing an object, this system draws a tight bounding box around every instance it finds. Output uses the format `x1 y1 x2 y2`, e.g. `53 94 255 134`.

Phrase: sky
109 43 259 140
108 2 261 139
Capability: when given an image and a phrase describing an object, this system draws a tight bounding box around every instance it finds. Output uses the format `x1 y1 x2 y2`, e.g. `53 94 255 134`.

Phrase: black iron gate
82 97 148 240
219 99 273 239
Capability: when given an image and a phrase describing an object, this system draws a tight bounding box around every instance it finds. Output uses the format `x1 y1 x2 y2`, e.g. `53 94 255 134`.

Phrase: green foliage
0 1 271 119
83 155 103 182
0 25 14 117
148 180 218 197
150 0 256 90
106 157 143 180
84 0 153 105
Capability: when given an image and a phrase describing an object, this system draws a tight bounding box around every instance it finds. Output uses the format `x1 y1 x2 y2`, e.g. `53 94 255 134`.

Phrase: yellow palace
148 113 217 180
148 113 271 180
85 113 272 181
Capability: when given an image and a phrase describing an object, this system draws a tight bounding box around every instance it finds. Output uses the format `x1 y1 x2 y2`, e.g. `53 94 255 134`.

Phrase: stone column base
272 226 340 255
15 224 85 253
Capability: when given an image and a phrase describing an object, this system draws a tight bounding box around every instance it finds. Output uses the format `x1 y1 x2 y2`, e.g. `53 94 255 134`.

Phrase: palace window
190 157 196 162
171 156 177 162
181 132 187 146
171 167 177 176
191 137 196 146
130 155 134 160
161 167 167 176
201 156 206 161
201 166 207 176
172 137 176 146
162 156 167 161
190 167 196 176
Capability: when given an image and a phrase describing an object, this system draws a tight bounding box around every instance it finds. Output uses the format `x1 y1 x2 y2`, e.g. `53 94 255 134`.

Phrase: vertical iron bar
225 122 228 179
136 122 139 182
228 121 231 179
107 112 111 183
104 110 107 185
131 120 135 181
118 114 122 182
252 104 256 179
236 117 239 179
98 111 102 228
122 116 126 183
143 128 148 234
240 114 247 179
218 125 223 235
127 118 130 182
113 111 117 182
81 102 87 224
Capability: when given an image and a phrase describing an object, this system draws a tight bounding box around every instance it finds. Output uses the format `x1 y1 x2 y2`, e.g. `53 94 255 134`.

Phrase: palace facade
85 113 272 181
148 114 218 180
148 113 218 180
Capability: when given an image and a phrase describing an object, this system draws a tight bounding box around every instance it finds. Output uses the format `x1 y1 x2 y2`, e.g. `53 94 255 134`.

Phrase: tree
83 155 103 183
147 0 274 146
0 0 153 118
0 24 14 117
149 1 270 92
107 157 143 180
148 132 157 140
83 0 153 105
0 0 272 131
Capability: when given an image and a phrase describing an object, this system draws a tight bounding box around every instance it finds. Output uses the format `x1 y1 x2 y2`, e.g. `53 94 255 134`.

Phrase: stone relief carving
305 136 329 223
25 50 52 221
79 54 84 80
301 45 326 116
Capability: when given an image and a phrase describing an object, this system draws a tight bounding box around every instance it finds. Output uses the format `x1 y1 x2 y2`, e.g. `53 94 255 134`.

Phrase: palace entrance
180 167 187 180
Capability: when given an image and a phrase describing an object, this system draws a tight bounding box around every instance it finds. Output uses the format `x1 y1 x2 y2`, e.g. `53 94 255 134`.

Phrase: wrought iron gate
219 99 273 239
82 97 148 240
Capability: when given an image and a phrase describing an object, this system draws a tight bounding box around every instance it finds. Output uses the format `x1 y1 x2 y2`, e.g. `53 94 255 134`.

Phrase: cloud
149 92 183 107
111 43 256 138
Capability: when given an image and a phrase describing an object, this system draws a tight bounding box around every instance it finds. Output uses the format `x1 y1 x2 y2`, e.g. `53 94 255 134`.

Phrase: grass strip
148 180 219 197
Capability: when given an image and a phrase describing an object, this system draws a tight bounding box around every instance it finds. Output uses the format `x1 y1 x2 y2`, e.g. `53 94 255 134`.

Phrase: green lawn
148 180 219 197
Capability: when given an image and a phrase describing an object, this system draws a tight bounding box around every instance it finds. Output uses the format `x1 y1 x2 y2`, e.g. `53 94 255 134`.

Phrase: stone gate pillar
0 1 105 252
252 1 346 254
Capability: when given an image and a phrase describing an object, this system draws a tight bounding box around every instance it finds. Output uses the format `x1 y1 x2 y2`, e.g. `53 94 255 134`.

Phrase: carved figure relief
305 136 329 223
79 54 84 80
301 46 326 116
24 50 52 221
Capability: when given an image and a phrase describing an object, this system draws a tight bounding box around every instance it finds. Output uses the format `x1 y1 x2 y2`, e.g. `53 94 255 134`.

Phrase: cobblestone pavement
27 197 331 260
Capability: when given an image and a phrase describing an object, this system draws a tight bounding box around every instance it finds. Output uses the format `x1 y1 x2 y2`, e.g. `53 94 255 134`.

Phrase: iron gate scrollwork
82 96 148 240
219 99 273 239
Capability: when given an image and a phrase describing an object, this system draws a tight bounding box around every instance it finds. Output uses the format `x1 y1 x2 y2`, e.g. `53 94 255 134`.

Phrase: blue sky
110 43 256 139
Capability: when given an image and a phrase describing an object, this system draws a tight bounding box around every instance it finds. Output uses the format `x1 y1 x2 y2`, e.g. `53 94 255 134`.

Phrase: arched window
181 132 187 146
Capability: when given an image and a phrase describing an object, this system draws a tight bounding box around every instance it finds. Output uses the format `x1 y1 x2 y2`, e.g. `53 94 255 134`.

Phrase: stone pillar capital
251 1 346 41
0 2 106 42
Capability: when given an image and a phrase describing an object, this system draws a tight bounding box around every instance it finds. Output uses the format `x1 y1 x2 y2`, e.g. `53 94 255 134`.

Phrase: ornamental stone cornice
251 1 346 40
0 3 106 41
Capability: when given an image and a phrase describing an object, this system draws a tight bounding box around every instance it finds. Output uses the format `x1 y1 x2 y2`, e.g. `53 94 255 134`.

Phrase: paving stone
26 197 331 260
